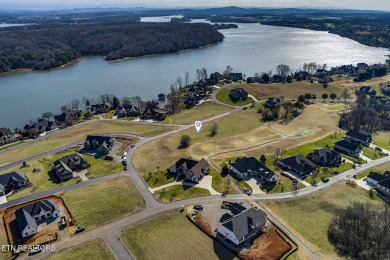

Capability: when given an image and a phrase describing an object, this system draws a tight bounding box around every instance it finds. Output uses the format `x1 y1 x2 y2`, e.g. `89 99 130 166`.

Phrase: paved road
4 98 389 260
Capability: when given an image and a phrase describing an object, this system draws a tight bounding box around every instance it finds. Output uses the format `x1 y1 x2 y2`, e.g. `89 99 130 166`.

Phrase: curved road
1 93 387 260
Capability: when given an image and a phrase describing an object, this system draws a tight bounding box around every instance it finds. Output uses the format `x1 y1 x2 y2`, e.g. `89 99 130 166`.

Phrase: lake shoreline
0 58 81 75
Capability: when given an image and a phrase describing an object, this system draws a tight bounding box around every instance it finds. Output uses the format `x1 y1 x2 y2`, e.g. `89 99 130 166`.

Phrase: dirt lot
191 202 291 260
3 196 72 247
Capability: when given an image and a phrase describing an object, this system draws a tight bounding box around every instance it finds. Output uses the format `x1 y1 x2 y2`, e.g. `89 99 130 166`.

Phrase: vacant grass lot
0 214 12 260
155 185 210 203
362 146 386 160
2 151 122 201
0 141 23 152
215 87 255 106
0 120 176 166
163 101 232 125
60 177 145 229
134 109 280 179
122 210 236 260
228 81 343 100
373 132 390 151
262 181 383 255
144 169 176 188
46 239 115 260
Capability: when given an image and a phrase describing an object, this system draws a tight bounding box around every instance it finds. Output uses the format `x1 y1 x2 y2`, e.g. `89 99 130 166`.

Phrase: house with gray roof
345 129 372 147
229 88 248 102
0 172 28 196
0 128 15 146
230 157 278 183
169 158 209 183
15 199 60 238
218 207 267 245
265 97 282 108
84 135 115 155
334 139 361 157
53 153 90 182
278 154 317 177
307 147 342 167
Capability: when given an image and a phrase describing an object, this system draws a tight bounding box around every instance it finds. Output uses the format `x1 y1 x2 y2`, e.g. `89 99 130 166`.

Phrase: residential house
246 77 266 84
169 158 209 183
15 199 60 238
184 94 201 107
318 75 332 83
217 207 267 245
269 75 283 83
265 97 282 108
366 172 389 186
227 73 243 81
24 119 57 137
53 153 90 182
116 105 141 118
296 71 310 81
315 69 328 77
278 154 317 177
229 88 248 102
377 179 390 196
210 72 223 81
0 128 15 145
140 108 166 121
86 104 109 116
381 85 390 96
0 172 28 196
356 86 376 97
345 129 372 146
84 135 115 154
307 147 342 167
54 110 79 125
334 139 361 157
230 157 278 182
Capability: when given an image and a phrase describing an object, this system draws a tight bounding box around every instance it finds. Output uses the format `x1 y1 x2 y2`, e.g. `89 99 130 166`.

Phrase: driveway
74 170 89 181
242 176 265 194
355 178 375 191
149 176 220 195
0 195 7 204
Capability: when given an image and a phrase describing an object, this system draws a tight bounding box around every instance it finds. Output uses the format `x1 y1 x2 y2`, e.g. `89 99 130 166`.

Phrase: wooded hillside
0 22 224 72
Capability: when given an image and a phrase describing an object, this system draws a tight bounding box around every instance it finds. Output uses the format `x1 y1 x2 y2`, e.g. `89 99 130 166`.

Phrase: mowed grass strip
2 152 123 201
163 101 232 125
355 161 390 179
0 214 12 260
216 87 255 106
209 168 237 194
0 120 177 166
155 185 211 203
60 177 146 229
362 146 386 160
262 181 383 254
373 132 390 151
46 239 115 260
122 210 236 260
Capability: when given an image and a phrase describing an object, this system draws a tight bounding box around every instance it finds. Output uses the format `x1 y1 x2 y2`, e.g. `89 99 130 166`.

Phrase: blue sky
0 0 389 11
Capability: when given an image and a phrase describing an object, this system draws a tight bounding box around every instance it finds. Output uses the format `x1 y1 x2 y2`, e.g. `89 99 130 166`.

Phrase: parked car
193 205 203 211
122 156 127 161
375 147 383 152
322 178 329 183
104 155 114 161
130 144 135 148
75 226 85 234
124 166 128 171
123 152 128 156
122 160 127 166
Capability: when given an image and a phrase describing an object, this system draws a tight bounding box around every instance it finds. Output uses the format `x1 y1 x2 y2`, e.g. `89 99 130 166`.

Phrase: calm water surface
0 22 389 128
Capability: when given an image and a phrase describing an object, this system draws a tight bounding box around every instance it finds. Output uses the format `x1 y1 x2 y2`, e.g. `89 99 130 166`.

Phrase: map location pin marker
194 121 202 133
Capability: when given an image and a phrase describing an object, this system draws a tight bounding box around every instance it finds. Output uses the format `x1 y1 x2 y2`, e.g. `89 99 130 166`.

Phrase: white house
218 207 267 245
0 128 15 146
15 199 60 238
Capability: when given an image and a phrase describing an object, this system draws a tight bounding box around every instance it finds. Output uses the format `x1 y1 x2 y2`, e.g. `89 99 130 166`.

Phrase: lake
0 23 32 27
0 21 389 129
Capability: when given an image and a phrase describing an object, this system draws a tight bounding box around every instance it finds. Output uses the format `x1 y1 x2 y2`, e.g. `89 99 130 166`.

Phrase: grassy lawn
2 151 122 201
46 239 115 260
362 146 386 160
373 132 390 151
122 210 236 260
0 214 12 260
144 169 176 188
0 120 177 166
355 161 390 179
155 185 210 203
0 141 23 152
133 109 277 178
216 88 255 106
60 177 146 229
208 168 237 194
326 104 348 111
262 181 383 255
102 110 116 119
163 102 232 125
226 81 343 100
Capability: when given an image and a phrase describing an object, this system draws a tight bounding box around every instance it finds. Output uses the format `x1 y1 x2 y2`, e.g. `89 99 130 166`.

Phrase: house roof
280 154 316 173
358 86 371 93
309 147 340 164
15 199 59 232
54 153 87 175
85 135 114 147
0 171 26 189
232 157 275 179
221 208 267 240
378 178 390 190
174 158 208 178
0 127 13 137
346 130 372 142
229 88 248 99
367 172 390 183
334 139 360 151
